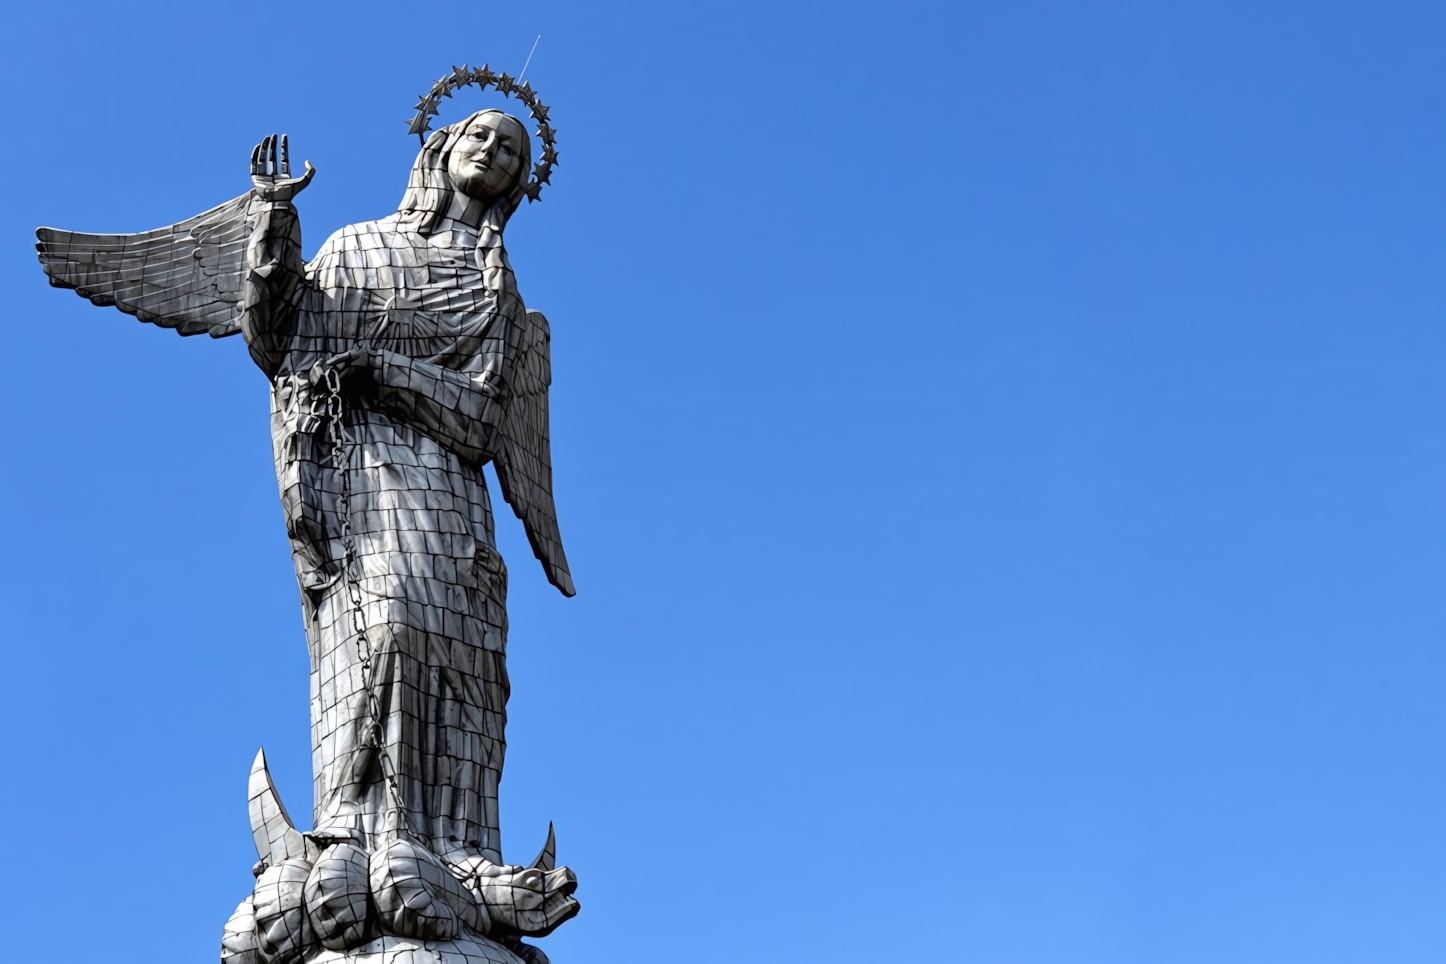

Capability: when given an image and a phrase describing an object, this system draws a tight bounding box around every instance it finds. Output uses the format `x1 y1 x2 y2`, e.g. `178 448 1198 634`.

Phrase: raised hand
250 134 316 202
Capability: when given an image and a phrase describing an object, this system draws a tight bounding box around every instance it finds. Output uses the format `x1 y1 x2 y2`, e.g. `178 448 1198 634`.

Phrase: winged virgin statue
37 95 580 964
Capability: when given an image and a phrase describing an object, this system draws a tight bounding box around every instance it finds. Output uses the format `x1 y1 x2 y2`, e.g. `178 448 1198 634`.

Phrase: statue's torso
268 215 521 602
278 213 518 376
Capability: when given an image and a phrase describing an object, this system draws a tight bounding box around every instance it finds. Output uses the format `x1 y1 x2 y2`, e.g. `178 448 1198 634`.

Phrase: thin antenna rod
517 35 542 82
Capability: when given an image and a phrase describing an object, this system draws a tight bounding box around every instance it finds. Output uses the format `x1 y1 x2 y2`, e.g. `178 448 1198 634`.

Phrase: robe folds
265 212 527 864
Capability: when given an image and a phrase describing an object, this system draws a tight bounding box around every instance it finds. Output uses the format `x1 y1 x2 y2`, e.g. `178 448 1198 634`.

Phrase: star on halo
406 63 560 196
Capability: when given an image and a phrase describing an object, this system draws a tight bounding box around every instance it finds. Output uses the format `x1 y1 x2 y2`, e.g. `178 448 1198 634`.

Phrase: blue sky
3 1 1446 962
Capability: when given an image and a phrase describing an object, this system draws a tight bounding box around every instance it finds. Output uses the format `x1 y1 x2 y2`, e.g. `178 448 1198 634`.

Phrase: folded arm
324 348 506 466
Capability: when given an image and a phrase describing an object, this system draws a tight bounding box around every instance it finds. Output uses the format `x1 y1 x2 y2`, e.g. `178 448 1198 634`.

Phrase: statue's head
446 111 530 204
396 109 533 234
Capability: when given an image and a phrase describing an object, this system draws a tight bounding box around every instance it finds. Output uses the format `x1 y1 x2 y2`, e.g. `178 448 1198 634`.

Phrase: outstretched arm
320 348 507 466
241 135 315 378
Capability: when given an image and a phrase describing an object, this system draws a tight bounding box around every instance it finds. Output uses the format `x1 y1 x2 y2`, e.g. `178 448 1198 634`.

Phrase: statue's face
447 112 527 202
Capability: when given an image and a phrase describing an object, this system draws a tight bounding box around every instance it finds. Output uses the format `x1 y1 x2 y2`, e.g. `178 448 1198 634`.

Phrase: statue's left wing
35 193 257 338
495 308 576 597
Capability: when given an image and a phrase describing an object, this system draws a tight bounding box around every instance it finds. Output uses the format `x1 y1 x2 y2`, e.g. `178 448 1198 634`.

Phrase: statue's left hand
250 134 316 203
311 348 381 389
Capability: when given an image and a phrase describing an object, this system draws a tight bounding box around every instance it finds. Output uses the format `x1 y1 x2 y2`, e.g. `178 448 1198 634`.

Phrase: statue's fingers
297 160 317 189
260 135 273 175
280 135 290 177
250 142 262 176
268 134 279 177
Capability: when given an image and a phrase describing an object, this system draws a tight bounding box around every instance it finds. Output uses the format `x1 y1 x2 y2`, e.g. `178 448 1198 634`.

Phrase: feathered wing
495 309 576 597
35 193 257 337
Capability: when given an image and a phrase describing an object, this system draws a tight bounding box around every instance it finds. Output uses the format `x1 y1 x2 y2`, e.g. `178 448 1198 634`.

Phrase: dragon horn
528 821 556 871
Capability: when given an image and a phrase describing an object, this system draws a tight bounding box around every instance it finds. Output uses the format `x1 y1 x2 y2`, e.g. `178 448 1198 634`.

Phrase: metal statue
36 67 579 964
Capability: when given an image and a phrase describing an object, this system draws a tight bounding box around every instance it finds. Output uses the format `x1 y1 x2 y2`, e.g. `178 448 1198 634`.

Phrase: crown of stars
406 63 560 203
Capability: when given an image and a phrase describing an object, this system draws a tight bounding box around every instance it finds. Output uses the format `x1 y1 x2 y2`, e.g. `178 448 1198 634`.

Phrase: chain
314 367 416 842
310 364 497 885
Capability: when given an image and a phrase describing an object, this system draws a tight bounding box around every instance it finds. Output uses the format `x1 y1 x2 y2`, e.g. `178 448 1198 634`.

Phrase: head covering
395 110 533 236
387 110 533 373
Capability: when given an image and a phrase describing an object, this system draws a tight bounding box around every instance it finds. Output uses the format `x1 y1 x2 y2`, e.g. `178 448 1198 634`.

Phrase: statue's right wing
36 192 257 338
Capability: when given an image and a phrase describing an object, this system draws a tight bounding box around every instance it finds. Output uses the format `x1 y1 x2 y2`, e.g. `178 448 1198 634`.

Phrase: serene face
447 112 527 202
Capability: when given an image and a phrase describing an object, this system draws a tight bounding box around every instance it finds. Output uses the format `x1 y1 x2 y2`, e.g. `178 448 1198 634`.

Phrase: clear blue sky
2 2 1445 962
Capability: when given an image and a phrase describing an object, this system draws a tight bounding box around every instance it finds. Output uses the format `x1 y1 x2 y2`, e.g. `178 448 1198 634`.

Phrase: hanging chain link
309 362 498 884
313 366 416 841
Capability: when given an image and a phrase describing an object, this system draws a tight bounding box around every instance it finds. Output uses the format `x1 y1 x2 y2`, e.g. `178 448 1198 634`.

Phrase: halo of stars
407 64 558 203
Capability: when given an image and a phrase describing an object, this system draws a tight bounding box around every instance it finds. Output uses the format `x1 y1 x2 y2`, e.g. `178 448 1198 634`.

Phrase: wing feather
36 193 256 338
495 308 575 597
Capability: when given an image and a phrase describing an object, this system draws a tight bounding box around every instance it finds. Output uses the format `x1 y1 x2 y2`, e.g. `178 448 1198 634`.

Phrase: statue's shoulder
310 216 397 260
307 215 417 280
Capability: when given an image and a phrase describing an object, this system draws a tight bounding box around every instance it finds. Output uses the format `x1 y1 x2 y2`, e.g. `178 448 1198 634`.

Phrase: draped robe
35 112 572 873
35 114 582 947
263 211 527 864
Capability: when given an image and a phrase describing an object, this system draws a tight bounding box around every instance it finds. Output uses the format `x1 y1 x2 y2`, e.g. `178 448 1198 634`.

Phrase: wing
495 308 576 597
36 192 257 338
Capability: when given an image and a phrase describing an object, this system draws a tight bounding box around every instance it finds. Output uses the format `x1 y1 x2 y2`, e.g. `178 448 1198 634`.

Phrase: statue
35 66 579 964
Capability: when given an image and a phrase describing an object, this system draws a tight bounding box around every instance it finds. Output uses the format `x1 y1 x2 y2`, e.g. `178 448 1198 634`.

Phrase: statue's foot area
223 842 576 964
230 751 576 964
